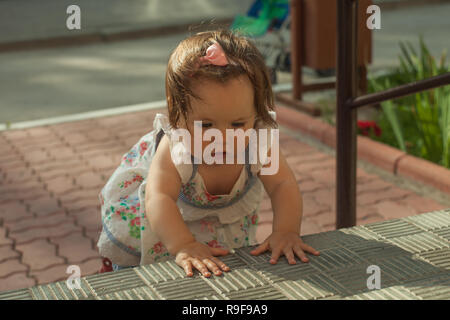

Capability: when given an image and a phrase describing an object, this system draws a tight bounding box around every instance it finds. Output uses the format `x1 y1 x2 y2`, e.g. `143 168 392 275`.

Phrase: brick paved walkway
1 106 449 293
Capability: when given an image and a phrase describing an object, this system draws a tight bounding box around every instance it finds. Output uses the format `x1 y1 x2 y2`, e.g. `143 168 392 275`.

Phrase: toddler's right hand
174 241 231 277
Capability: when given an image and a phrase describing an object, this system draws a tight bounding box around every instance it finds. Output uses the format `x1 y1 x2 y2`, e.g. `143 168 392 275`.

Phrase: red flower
153 241 164 254
130 217 140 226
251 214 258 225
373 124 382 137
139 142 148 156
357 121 382 137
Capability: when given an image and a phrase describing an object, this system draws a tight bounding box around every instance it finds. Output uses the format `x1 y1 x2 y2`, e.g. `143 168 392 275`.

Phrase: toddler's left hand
250 231 320 264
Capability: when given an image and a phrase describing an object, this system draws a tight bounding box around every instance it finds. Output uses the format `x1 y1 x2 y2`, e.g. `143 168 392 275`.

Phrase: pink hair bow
198 42 229 66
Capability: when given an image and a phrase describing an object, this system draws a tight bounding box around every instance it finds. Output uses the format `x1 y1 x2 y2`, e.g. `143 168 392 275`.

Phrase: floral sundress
96 111 277 267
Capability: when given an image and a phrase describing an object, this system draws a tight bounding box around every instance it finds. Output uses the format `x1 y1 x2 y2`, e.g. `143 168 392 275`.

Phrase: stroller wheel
276 52 291 73
282 54 291 72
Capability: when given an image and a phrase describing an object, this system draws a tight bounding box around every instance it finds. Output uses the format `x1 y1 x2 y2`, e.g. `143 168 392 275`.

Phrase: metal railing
335 0 450 228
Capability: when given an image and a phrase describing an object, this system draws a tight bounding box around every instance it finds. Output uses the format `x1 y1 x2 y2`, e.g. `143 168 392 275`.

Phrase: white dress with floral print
97 111 277 267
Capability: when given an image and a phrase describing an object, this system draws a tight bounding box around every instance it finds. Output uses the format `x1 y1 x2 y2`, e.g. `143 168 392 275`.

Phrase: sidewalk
1 104 449 293
2 0 449 50
0 0 253 46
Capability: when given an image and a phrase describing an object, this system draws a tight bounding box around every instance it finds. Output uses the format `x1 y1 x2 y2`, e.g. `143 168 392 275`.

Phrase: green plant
317 98 336 126
368 36 450 168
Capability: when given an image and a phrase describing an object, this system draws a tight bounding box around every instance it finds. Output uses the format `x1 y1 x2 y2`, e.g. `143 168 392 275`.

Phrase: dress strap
188 154 198 183
244 144 253 178
153 128 165 153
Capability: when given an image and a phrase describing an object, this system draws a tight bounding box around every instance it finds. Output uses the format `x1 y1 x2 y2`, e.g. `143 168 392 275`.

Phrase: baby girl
97 29 320 277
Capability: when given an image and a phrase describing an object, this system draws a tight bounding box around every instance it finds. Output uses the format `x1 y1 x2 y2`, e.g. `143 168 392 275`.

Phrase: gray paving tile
320 228 383 247
134 260 186 285
84 268 146 296
0 288 32 300
194 295 222 300
325 264 397 295
274 274 348 299
30 279 96 300
152 277 221 300
430 226 450 242
402 273 450 300
300 233 341 251
345 240 408 262
317 294 347 300
385 232 449 254
305 247 367 271
217 253 249 269
204 268 270 294
96 286 159 300
234 245 273 265
368 255 442 285
340 225 384 242
417 248 450 270
275 280 339 300
223 285 288 300
252 260 318 283
343 285 418 300
364 219 424 239
404 210 450 231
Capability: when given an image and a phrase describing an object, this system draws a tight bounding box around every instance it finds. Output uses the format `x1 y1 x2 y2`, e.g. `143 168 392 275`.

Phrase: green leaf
367 36 450 168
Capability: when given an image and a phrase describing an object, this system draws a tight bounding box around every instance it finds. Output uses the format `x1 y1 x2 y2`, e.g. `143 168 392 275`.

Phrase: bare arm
145 134 195 255
258 149 303 234
145 134 230 277
252 148 319 264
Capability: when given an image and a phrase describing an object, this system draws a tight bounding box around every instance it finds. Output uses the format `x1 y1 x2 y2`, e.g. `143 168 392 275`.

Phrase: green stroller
230 0 291 84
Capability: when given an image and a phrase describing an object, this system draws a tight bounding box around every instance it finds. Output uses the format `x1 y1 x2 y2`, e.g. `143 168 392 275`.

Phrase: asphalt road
0 2 449 124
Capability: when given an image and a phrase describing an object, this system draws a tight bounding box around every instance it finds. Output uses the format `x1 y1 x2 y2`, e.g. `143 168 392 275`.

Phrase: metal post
336 0 358 228
290 0 303 100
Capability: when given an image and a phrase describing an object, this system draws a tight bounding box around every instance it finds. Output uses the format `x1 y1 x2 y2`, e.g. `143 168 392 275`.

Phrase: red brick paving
0 106 448 293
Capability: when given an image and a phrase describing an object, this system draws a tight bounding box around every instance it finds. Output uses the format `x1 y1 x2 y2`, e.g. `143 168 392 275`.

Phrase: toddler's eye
232 122 245 127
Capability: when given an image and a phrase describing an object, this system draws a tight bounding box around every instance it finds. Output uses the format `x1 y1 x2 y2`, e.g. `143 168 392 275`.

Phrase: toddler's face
183 74 257 164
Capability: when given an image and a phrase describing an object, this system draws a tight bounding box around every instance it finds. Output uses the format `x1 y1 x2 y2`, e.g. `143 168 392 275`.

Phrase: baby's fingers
202 258 223 276
210 257 230 272
181 260 194 277
250 240 269 256
270 247 282 264
191 258 211 277
283 247 297 265
300 242 320 255
293 245 309 263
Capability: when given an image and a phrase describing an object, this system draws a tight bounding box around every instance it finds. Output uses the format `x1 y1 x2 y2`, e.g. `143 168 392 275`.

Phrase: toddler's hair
165 28 277 129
